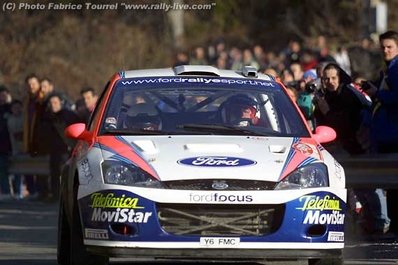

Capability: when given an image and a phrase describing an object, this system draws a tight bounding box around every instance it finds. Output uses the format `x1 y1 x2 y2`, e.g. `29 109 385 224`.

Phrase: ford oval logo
177 156 257 167
212 180 229 190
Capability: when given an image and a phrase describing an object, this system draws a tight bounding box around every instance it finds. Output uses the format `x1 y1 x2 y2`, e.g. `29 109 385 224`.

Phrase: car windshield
100 76 310 137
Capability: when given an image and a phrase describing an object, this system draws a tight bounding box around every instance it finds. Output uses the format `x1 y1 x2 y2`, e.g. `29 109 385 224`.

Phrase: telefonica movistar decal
296 195 341 211
297 194 344 225
88 192 152 223
89 192 144 209
178 156 256 167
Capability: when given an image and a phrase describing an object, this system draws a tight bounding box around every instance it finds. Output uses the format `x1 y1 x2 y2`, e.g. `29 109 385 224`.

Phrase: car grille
163 179 276 190
157 204 284 236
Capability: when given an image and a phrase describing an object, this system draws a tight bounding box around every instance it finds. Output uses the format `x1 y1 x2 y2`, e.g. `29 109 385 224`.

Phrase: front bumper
78 187 346 257
87 246 342 261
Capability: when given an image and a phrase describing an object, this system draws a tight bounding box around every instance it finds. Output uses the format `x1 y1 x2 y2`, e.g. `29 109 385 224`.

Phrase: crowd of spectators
0 76 97 202
0 31 397 241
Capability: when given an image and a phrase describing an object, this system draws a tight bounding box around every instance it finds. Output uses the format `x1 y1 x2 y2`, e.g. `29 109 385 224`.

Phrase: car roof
120 65 275 81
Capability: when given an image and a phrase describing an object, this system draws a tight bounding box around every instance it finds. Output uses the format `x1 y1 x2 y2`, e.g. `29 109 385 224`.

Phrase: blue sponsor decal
79 189 345 243
177 156 257 167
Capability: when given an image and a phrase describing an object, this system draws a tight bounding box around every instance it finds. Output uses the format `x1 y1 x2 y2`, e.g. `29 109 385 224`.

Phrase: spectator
77 87 98 123
40 77 55 97
290 62 304 81
253 44 267 69
173 50 189 67
312 36 336 68
189 46 208 65
286 86 298 103
263 67 278 78
23 74 50 155
46 93 79 200
365 30 398 235
0 86 12 200
23 74 50 200
297 69 318 130
284 40 302 66
242 49 260 70
300 49 319 71
6 100 24 198
314 63 389 236
214 38 226 63
229 47 243 71
215 54 228 69
41 78 73 111
314 63 367 154
281 68 295 86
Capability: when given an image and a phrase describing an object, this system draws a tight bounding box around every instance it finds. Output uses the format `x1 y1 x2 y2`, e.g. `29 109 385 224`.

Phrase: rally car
57 65 346 265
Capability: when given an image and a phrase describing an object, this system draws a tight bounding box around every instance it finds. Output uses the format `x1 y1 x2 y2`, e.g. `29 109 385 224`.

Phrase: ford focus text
57 65 346 265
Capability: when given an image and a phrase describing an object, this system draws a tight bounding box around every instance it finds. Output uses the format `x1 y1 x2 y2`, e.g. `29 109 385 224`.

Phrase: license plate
200 237 240 248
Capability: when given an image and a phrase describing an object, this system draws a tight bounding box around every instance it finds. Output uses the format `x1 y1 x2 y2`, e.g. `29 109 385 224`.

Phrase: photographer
314 63 367 154
314 63 391 237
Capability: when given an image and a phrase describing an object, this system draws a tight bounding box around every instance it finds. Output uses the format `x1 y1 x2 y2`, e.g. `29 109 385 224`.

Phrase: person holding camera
314 63 368 154
314 62 391 238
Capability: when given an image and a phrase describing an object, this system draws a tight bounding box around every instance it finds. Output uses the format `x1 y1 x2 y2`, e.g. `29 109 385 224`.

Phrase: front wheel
57 194 109 265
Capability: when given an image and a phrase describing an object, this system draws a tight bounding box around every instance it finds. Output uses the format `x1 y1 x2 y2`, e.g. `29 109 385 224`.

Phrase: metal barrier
7 153 398 188
8 155 50 176
336 153 398 189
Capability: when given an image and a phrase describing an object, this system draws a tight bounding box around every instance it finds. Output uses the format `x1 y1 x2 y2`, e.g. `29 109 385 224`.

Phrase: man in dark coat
46 93 79 200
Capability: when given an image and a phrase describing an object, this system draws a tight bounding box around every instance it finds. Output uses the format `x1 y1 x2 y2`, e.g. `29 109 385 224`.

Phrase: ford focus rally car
58 65 346 265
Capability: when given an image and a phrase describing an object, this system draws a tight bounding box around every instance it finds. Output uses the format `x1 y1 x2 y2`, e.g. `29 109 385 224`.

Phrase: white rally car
58 65 346 265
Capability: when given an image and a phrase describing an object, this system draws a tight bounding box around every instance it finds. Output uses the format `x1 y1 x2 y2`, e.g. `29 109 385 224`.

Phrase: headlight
102 160 163 188
274 163 329 190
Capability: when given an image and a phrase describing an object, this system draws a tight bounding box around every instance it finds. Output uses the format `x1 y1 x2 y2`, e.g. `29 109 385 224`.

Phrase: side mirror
65 123 93 142
313 126 336 144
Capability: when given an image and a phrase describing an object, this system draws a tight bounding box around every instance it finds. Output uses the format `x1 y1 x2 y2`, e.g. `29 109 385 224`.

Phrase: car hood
97 135 323 182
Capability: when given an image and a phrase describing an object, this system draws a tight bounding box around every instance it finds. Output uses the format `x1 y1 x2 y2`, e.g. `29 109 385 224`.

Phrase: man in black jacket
46 93 79 200
314 62 390 237
314 63 366 154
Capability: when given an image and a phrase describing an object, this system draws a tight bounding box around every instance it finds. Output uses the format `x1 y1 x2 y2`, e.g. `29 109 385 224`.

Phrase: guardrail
8 153 398 188
336 153 398 189
8 155 49 176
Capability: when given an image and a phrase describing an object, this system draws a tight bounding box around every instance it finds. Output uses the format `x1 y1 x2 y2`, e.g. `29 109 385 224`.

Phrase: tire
57 192 109 265
308 258 343 265
57 199 70 265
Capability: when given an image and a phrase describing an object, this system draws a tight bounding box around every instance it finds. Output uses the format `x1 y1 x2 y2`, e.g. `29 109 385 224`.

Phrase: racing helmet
220 94 259 126
125 103 162 131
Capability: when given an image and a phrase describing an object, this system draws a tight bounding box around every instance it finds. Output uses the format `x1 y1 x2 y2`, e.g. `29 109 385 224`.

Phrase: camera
305 79 324 97
360 80 372 91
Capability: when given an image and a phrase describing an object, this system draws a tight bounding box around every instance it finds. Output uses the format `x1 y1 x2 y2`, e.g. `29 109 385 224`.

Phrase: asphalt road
1 200 398 265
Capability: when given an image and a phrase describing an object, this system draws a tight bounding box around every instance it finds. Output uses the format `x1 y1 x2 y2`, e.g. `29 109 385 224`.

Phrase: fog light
110 224 137 236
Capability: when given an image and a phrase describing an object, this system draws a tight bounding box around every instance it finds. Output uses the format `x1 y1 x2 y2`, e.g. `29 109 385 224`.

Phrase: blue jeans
355 188 390 232
376 189 390 229
0 154 10 194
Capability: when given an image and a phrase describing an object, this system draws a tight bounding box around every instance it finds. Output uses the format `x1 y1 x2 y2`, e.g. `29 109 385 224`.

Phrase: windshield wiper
103 129 168 135
178 123 269 136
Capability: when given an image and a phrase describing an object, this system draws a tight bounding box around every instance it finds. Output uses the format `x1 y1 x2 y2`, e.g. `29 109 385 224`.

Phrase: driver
125 103 162 131
220 94 260 126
